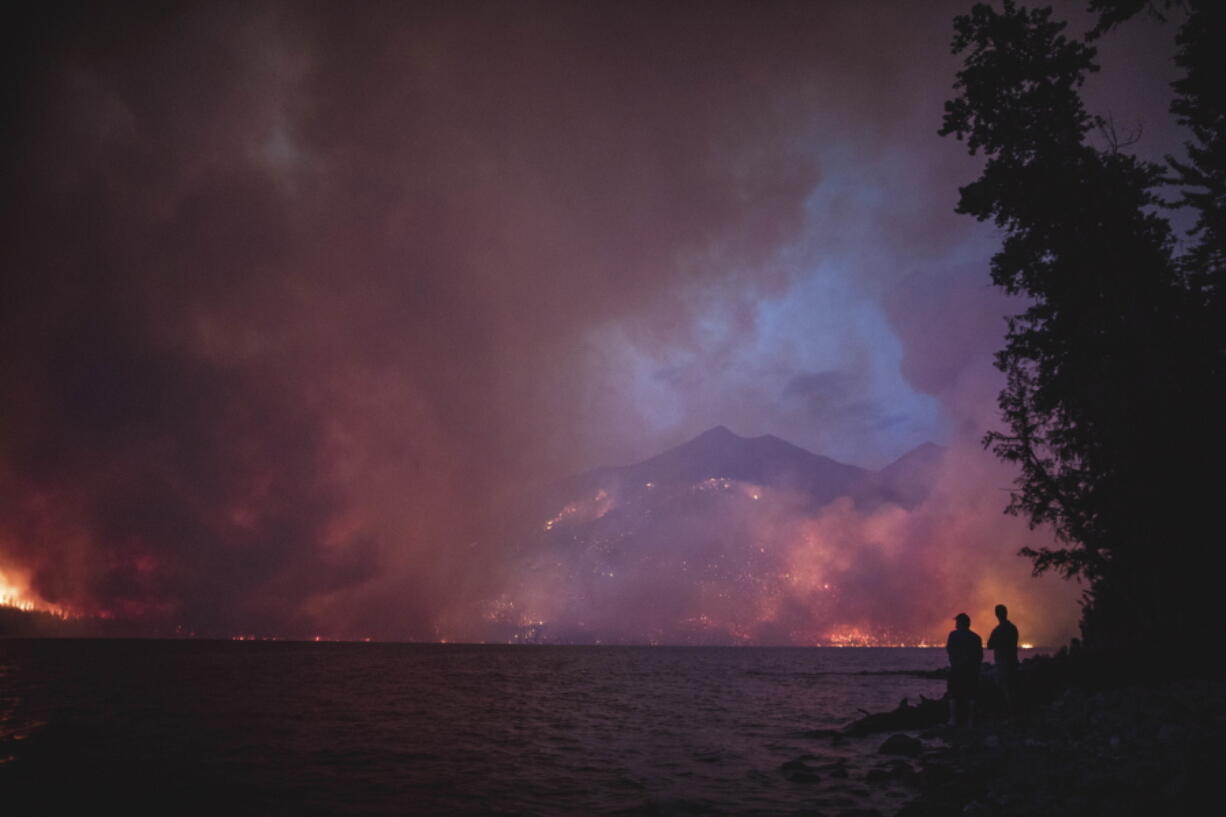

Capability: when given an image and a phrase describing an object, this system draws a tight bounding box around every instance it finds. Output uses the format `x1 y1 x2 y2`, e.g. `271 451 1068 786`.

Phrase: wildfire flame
0 567 72 618
824 627 940 648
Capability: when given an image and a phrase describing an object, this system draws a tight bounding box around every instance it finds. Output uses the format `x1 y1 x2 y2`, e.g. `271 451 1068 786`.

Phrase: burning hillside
443 427 1078 646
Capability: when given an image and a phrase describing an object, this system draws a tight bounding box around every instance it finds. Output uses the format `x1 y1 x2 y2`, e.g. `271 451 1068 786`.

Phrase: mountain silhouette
871 441 946 508
564 425 875 509
495 427 948 644
551 426 944 513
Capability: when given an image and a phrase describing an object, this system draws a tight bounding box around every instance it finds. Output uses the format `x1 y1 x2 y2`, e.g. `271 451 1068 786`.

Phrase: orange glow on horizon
821 624 943 648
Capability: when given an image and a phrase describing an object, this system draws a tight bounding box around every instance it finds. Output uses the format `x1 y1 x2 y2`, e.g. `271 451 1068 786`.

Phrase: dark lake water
0 640 958 816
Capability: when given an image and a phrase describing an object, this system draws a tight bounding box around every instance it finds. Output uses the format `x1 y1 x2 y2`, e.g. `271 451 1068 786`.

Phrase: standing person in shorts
946 612 982 727
988 604 1020 719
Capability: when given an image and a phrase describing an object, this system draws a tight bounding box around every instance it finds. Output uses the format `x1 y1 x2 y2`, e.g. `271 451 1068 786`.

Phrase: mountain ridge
492 427 951 645
561 426 939 509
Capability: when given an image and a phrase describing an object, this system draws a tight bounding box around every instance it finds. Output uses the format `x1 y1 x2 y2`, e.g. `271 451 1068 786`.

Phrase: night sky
1 1 1181 644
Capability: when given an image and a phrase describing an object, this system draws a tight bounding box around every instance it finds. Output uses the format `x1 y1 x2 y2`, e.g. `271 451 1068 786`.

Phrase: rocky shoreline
824 651 1226 817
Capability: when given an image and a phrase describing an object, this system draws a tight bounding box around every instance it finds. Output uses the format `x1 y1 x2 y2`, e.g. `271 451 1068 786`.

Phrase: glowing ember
824 627 939 647
825 626 876 647
543 489 614 531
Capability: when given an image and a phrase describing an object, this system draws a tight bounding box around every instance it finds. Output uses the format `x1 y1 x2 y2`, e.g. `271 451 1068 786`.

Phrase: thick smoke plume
4 1 1162 642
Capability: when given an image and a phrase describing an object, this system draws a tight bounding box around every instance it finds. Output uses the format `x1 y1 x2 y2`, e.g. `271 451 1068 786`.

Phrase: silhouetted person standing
946 612 982 727
988 604 1019 718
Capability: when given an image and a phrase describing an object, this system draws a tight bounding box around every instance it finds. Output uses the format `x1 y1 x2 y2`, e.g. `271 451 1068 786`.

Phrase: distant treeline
1 605 78 637
0 605 146 638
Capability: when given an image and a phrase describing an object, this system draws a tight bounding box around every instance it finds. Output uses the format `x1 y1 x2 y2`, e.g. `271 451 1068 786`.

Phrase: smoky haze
464 428 1079 647
3 0 1171 643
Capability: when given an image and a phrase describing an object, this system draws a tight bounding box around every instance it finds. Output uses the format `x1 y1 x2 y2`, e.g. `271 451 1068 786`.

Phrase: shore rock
893 679 1226 816
878 734 922 757
780 756 822 784
845 697 947 737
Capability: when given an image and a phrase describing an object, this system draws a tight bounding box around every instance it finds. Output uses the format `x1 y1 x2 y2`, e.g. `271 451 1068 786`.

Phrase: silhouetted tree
1094 2 1225 302
942 1 1225 648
